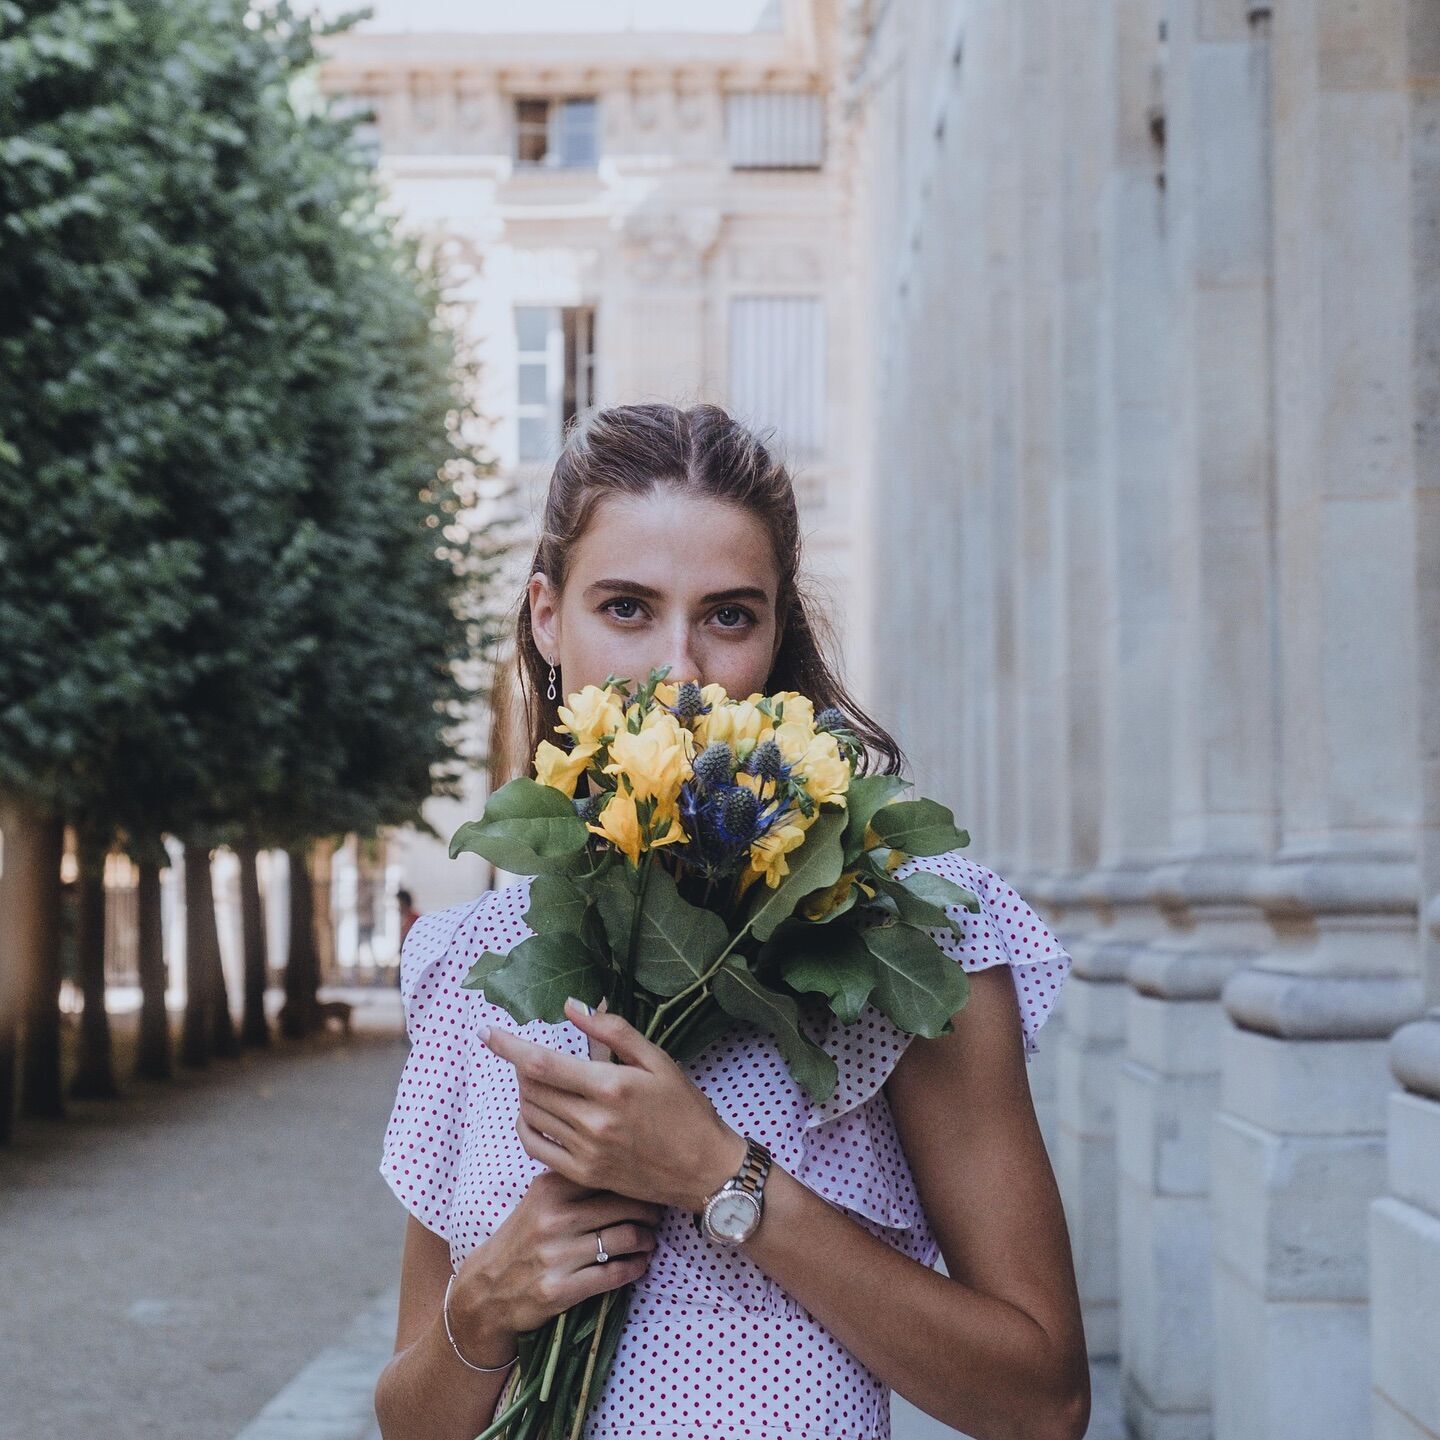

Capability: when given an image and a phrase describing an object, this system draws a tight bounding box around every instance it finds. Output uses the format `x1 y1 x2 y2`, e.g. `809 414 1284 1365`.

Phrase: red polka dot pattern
378 850 1071 1438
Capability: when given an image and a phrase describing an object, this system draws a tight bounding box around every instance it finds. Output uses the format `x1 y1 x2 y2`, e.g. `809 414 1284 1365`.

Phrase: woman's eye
714 606 755 629
602 598 643 621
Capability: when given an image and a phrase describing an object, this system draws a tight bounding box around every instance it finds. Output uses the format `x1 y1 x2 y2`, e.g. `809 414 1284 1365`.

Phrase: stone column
1114 1 1281 1435
1370 11 1440 1440
1034 0 1129 1363
1211 3 1427 1438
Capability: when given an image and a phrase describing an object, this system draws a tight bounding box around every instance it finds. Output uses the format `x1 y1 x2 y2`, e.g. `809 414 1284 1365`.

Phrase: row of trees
0 0 513 1141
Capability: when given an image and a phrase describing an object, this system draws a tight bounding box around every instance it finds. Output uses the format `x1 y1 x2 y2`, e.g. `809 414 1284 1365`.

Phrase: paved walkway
0 987 411 1440
0 988 1124 1440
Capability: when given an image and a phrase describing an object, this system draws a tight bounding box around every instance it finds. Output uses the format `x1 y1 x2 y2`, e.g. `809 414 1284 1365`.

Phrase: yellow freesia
587 789 643 865
744 815 810 890
604 715 692 814
769 691 815 730
556 685 626 749
794 731 851 807
771 718 817 766
534 738 596 797
700 696 772 753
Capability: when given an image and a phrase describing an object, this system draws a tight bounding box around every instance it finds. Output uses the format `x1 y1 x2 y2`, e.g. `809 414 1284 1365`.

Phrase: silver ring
595 1228 610 1264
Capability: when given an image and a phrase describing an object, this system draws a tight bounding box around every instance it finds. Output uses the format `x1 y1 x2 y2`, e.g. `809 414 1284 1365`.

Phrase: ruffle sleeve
790 850 1072 1238
377 892 491 1245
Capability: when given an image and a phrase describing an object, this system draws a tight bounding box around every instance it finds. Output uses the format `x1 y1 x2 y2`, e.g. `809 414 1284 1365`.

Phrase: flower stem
539 1310 566 1402
567 1289 615 1440
651 986 711 1049
469 1367 543 1440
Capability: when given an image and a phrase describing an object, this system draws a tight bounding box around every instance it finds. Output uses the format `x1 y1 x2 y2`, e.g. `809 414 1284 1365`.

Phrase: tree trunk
180 843 211 1068
20 813 66 1120
237 842 270 1049
133 857 171 1081
0 796 56 1140
205 851 239 1060
279 845 319 1038
68 826 119 1099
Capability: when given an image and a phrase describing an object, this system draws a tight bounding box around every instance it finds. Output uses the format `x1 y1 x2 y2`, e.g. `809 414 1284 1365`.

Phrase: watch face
707 1190 760 1242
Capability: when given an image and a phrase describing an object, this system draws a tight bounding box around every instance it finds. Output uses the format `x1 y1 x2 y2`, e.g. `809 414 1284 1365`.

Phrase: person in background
396 888 420 954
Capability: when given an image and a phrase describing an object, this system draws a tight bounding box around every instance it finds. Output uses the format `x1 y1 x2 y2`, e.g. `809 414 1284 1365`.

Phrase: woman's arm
373 1216 517 1440
742 965 1090 1440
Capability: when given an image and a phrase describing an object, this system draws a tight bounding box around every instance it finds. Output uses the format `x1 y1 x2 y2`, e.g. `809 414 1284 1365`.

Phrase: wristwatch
693 1135 772 1246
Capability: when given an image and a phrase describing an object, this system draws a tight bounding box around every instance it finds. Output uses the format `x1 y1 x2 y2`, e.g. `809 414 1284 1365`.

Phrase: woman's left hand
480 995 748 1213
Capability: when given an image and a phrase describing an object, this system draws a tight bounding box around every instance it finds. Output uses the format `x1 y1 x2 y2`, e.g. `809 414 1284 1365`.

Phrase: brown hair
495 401 908 783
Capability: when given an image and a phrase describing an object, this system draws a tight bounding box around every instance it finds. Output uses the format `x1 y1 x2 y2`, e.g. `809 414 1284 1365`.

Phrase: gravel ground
0 989 410 1440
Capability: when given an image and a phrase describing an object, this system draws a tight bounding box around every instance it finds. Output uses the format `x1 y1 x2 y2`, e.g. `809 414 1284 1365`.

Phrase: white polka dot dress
379 849 1072 1439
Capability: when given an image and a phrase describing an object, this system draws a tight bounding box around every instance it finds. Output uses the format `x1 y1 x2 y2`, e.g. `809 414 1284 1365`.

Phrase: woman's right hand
446 1169 665 1362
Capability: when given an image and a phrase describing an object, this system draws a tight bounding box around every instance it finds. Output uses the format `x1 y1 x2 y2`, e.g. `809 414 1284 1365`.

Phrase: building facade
841 1 1440 1438
316 0 870 911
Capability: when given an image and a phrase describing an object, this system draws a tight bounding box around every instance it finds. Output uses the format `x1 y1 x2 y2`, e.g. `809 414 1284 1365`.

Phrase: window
516 306 597 462
727 296 825 461
725 92 825 169
514 96 599 169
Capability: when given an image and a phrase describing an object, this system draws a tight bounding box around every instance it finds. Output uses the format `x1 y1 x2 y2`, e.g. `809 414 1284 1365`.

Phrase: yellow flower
585 789 690 864
771 718 817 767
794 731 851 807
534 738 596 797
556 684 626 749
604 715 692 813
769 691 815 730
744 815 810 889
699 696 772 753
587 790 643 865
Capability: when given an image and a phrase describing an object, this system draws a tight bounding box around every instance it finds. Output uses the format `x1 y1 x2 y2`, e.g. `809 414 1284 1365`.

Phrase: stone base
1210 1025 1397 1440
1370 1089 1440 1439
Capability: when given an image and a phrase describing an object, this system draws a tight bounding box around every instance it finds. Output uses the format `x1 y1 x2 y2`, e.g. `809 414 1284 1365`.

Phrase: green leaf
860 922 971 1037
625 863 730 998
712 958 839 1103
778 927 879 1023
840 773 912 861
591 861 641 955
459 949 517 992
478 932 606 1023
743 807 848 943
448 778 590 874
873 870 978 938
523 872 589 937
865 798 969 857
892 867 981 914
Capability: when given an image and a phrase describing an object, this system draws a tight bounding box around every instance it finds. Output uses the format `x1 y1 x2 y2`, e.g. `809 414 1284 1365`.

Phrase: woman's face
528 486 783 704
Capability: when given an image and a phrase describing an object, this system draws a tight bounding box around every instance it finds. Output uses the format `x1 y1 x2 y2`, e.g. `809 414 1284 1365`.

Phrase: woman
373 403 1088 1440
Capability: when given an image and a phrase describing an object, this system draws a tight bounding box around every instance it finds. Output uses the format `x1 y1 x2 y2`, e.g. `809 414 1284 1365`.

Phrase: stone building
314 0 865 911
839 1 1440 1438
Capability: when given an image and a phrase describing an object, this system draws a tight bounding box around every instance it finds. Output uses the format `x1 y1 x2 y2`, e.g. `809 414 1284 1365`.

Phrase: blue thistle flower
692 740 735 789
665 679 710 725
742 737 784 783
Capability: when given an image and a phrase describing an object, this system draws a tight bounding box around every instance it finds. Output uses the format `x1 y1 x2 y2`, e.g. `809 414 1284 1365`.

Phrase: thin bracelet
442 1272 518 1374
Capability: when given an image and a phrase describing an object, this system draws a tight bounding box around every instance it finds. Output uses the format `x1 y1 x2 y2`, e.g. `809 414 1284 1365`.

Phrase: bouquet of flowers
449 666 979 1440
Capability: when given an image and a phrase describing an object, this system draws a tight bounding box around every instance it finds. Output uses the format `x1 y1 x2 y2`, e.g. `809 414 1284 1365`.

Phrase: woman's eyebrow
583 579 770 605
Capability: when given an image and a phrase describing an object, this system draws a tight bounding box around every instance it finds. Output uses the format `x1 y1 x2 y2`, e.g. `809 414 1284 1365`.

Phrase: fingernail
566 995 594 1016
477 1021 491 1042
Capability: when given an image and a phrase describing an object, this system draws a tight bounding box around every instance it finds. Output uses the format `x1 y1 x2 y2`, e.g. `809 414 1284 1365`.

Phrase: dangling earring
547 658 557 701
